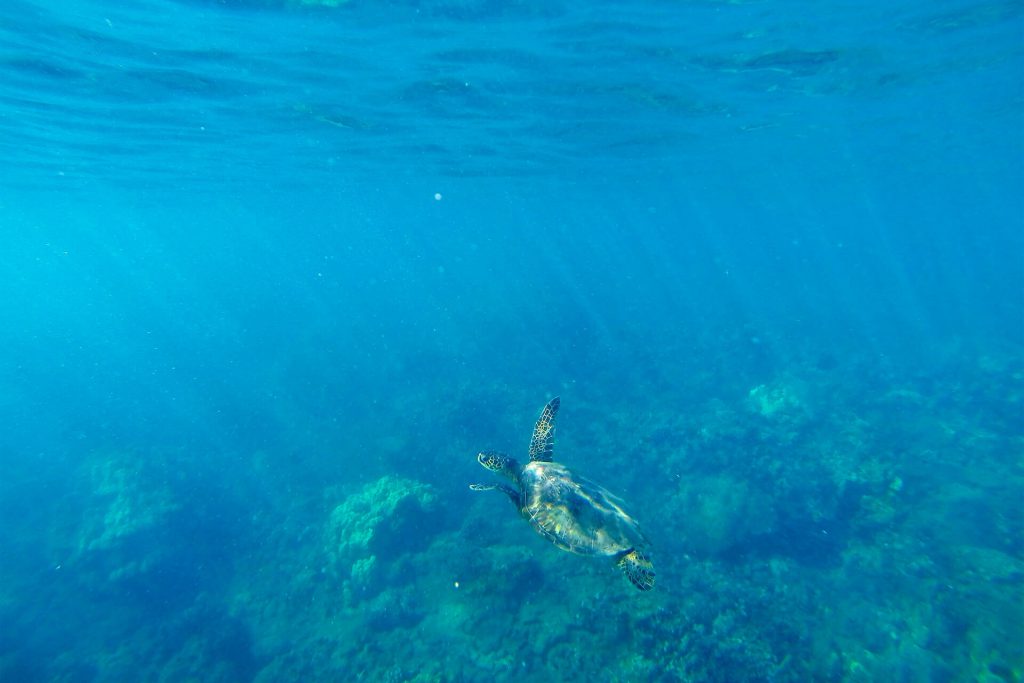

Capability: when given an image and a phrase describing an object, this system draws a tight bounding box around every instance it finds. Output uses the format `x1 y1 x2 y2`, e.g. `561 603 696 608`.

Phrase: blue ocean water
1 0 1022 681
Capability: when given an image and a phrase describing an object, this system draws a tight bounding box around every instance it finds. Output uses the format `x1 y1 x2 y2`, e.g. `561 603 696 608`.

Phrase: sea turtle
470 397 655 591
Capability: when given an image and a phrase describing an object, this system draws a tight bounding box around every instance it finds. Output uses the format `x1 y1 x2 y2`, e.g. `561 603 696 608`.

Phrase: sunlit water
1 1 1021 681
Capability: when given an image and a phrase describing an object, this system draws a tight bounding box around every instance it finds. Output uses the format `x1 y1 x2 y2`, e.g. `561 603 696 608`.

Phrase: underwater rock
747 380 807 419
71 454 183 588
323 475 445 603
464 543 546 602
954 545 1024 585
78 458 178 552
669 475 777 557
361 585 426 631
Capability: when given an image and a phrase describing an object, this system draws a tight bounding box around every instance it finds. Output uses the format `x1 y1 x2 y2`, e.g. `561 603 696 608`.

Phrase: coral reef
5 337 1021 683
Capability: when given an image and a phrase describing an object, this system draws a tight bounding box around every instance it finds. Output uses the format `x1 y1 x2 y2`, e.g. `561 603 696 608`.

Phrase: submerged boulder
323 475 445 603
72 454 182 587
747 379 808 420
669 475 777 557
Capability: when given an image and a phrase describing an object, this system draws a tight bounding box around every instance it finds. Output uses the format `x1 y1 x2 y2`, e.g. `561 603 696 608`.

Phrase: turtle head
477 450 518 479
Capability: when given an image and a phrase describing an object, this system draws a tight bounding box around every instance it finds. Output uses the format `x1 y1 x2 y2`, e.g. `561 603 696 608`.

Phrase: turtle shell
518 461 648 557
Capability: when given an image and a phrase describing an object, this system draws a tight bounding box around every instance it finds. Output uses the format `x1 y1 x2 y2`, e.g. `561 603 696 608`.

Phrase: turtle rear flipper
529 397 560 462
617 549 655 591
469 482 521 508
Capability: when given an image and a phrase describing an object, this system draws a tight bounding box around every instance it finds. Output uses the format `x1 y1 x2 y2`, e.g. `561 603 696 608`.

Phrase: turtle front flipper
529 397 560 462
469 483 521 508
616 549 655 591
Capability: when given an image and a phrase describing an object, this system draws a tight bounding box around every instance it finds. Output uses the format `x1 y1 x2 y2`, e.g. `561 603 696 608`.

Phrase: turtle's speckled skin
471 397 655 591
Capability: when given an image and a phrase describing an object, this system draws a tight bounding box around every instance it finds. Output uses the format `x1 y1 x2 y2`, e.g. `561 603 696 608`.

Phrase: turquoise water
1 0 1022 681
